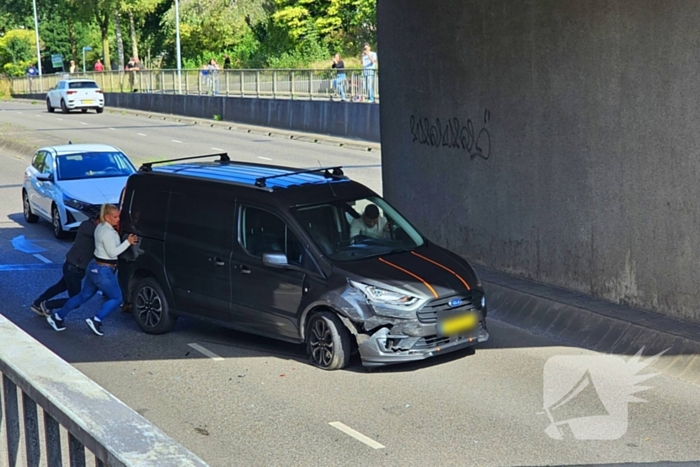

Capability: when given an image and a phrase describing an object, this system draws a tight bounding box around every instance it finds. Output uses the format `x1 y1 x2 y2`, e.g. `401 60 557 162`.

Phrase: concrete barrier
0 314 209 466
15 93 381 143
478 265 700 386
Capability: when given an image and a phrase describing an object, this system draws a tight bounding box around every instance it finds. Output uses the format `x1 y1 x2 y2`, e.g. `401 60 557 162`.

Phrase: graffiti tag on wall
409 109 491 160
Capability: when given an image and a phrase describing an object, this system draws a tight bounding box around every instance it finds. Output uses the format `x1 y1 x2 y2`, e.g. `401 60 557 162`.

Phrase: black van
118 154 489 370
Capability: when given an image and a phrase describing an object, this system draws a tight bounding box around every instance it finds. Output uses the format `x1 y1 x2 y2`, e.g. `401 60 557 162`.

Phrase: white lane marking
211 147 224 151
33 254 52 264
109 127 117 130
17 112 22 114
56 118 63 121
171 139 183 143
329 422 385 449
80 122 88 125
137 133 147 136
258 156 272 161
187 343 224 361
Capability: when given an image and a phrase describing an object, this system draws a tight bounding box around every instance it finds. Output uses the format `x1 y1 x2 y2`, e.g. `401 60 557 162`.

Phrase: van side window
168 193 233 249
240 206 304 267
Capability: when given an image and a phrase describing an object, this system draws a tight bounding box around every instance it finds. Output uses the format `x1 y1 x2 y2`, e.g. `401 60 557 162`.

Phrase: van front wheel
132 277 177 334
306 311 351 370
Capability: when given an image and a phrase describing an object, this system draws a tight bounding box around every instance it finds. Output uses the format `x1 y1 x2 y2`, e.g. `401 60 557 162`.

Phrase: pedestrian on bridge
46 204 138 336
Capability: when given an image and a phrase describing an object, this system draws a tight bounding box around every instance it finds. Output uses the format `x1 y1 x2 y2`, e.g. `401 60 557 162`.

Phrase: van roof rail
140 153 230 171
254 166 345 187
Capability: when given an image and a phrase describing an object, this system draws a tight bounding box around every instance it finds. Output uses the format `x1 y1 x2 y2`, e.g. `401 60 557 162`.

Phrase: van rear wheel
132 277 177 334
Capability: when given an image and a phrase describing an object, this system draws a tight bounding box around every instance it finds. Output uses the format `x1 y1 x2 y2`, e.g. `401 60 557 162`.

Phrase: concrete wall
16 93 380 142
378 0 700 324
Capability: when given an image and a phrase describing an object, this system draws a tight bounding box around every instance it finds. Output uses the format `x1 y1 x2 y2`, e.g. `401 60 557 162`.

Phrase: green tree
71 0 120 69
0 29 37 75
160 0 267 64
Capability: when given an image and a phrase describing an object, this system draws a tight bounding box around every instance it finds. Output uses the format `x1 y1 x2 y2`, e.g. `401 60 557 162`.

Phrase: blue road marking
11 235 47 254
0 263 62 271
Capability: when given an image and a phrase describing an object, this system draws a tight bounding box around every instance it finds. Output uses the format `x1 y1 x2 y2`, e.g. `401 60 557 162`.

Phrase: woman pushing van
47 204 138 336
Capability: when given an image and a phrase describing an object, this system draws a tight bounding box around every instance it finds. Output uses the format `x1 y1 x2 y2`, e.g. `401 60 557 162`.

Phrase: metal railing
10 68 380 102
0 314 210 467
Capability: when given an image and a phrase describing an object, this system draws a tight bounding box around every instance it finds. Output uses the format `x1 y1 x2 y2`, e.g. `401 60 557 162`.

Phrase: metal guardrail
0 314 210 467
10 68 380 102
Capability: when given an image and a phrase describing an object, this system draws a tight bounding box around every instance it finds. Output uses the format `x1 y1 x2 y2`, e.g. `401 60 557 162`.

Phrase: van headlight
349 280 426 312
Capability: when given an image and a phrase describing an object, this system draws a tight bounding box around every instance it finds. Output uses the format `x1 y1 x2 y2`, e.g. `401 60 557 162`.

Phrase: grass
213 114 222 121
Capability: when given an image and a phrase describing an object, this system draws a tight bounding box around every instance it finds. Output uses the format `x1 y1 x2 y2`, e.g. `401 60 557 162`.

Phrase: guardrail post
69 433 86 467
44 411 63 467
309 70 313 100
225 71 230 96
290 71 295 100
23 392 41 467
240 71 244 97
3 374 20 467
255 70 260 98
272 71 277 99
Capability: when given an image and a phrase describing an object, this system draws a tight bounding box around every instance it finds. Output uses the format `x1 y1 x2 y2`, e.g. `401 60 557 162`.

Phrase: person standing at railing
332 53 346 102
125 57 136 91
361 43 377 103
26 64 37 92
94 59 104 72
207 59 220 96
69 60 76 74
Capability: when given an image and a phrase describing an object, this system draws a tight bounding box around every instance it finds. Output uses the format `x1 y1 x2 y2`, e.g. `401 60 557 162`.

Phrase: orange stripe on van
410 251 471 291
378 257 438 298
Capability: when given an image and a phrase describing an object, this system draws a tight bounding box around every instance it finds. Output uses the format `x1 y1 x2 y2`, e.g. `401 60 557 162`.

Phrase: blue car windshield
56 152 136 181
292 196 425 262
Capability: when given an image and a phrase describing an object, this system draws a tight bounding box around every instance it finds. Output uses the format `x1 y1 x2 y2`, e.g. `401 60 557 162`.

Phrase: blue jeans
335 73 346 100
364 73 375 101
56 260 123 321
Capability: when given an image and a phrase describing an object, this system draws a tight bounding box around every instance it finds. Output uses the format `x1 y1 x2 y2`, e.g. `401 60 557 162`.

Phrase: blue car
22 143 137 238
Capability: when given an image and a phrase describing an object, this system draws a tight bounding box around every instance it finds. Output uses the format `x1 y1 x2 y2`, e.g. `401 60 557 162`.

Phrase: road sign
51 53 63 68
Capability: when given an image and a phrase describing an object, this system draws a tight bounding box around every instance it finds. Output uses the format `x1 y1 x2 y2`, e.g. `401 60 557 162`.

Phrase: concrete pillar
378 0 700 323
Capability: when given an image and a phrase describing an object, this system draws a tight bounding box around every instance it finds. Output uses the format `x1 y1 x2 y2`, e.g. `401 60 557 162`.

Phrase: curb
10 97 381 154
481 273 700 386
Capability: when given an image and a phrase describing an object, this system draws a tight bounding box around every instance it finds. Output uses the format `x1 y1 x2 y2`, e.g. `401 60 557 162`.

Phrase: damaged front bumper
358 320 490 368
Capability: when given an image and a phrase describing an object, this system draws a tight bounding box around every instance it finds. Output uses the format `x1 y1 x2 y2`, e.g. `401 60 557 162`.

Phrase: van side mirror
262 252 288 268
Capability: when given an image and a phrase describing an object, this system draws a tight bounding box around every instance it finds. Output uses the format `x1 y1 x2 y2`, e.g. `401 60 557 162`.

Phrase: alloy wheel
309 318 334 367
136 286 163 328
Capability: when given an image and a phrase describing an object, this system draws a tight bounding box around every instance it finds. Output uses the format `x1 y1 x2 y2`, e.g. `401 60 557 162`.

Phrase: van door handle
240 266 251 274
209 257 225 267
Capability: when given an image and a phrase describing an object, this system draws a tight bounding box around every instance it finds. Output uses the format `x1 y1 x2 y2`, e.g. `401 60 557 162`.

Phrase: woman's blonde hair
99 204 119 223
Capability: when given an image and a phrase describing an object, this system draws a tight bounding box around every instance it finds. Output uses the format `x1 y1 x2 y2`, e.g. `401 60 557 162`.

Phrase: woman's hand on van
127 233 139 245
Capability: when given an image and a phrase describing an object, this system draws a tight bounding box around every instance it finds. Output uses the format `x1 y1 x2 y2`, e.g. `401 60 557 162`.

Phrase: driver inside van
350 204 389 240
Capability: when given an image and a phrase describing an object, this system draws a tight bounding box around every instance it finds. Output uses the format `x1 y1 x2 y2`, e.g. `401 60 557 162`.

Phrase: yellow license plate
438 313 478 336
82 100 93 104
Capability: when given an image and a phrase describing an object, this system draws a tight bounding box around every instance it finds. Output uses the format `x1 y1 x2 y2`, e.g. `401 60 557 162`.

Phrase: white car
22 143 137 238
46 79 105 114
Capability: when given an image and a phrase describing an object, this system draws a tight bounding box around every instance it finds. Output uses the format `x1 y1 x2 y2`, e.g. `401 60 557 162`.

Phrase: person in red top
94 59 104 72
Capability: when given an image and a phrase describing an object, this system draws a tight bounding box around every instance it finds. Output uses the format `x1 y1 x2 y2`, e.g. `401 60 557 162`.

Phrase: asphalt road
0 100 699 467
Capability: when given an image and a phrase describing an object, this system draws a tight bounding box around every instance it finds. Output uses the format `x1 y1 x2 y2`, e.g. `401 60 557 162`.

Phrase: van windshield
292 196 425 261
